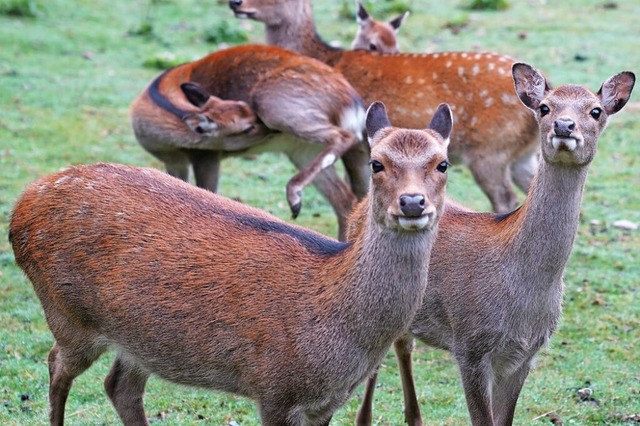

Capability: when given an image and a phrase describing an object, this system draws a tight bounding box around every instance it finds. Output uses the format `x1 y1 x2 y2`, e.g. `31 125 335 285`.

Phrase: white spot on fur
340 105 366 141
479 89 489 98
446 61 452 68
470 116 478 126
458 67 465 77
488 63 496 71
321 153 337 169
432 72 438 80
442 83 450 92
475 54 482 60
499 57 508 62
498 68 507 75
54 176 70 186
433 53 440 59
484 97 495 107
417 78 425 85
405 76 413 84
501 93 518 105
461 53 468 59
472 64 480 76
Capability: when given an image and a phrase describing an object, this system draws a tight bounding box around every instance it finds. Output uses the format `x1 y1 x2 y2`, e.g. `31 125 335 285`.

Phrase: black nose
400 194 425 217
554 119 575 137
229 0 242 8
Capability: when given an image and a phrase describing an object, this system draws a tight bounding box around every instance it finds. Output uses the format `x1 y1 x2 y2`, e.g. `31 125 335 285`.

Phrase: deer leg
187 150 222 192
104 354 150 426
147 149 190 182
455 352 495 426
510 150 539 195
48 341 106 426
467 159 518 214
491 361 531 426
258 402 297 426
395 335 424 426
341 142 370 199
287 148 356 241
355 367 379 426
284 129 358 219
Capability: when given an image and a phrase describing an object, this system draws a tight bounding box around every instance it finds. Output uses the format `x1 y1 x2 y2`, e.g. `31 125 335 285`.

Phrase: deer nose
229 0 242 7
399 194 425 217
554 119 575 137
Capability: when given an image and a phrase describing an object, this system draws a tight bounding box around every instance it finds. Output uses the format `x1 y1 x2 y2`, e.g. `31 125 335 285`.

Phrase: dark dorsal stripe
148 68 191 120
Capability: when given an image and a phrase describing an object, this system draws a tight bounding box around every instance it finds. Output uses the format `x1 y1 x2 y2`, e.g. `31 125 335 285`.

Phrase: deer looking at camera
131 44 369 240
229 0 540 213
354 64 635 426
10 102 453 426
351 1 408 54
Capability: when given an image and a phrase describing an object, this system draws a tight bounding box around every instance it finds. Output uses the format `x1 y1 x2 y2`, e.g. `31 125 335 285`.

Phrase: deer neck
508 161 590 283
264 6 344 66
337 201 435 349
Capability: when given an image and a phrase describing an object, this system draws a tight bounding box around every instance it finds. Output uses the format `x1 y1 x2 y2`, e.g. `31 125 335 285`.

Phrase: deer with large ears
131 44 369 241
351 1 408 54
10 101 453 426
354 64 635 426
229 0 540 214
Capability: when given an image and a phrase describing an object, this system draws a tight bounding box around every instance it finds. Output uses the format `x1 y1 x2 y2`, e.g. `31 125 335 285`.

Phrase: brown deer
351 1 408 54
9 101 453 426
229 0 540 213
130 44 369 240
354 64 635 425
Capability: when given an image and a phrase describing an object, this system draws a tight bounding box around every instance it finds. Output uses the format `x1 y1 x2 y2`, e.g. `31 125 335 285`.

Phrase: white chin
551 136 577 151
398 216 430 230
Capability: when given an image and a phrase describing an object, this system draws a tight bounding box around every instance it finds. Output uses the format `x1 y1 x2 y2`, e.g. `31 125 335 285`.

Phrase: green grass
1 0 639 424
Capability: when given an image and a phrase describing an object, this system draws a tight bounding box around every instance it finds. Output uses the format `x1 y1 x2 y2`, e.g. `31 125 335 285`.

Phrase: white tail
355 65 636 425
229 0 541 213
351 1 408 53
10 102 453 426
130 44 369 240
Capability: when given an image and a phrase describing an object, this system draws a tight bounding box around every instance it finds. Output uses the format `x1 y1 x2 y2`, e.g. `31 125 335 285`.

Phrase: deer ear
366 101 391 146
355 0 370 24
181 82 211 108
428 104 453 147
597 71 635 115
512 63 551 111
389 11 409 31
183 113 218 135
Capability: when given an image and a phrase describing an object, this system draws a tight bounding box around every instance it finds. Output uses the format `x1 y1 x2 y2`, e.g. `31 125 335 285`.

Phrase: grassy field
1 0 638 424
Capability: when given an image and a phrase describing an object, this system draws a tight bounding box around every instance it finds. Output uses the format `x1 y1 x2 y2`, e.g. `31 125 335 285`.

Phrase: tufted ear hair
597 71 635 115
512 63 552 111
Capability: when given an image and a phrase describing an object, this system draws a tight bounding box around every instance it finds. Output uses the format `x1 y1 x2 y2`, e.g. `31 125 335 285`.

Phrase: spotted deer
354 64 635 425
131 44 369 240
351 1 408 54
10 101 453 426
229 0 540 213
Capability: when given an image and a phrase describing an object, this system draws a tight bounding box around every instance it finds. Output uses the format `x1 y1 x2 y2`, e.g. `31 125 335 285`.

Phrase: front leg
455 352 495 426
394 335 423 426
491 360 532 426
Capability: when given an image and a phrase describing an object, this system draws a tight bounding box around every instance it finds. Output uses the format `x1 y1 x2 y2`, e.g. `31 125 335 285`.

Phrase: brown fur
130 44 369 240
9 102 453 426
229 0 541 213
355 65 635 425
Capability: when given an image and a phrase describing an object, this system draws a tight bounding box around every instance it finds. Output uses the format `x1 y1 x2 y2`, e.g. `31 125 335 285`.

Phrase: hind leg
467 158 518 214
104 354 150 425
48 342 106 426
510 151 539 195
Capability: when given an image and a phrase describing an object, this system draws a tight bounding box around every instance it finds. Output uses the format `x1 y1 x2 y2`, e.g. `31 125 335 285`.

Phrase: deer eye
369 43 377 51
436 161 450 173
590 107 602 120
540 104 550 117
370 160 384 173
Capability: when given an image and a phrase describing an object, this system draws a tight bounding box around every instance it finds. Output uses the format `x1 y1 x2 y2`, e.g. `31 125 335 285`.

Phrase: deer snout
229 0 242 7
399 194 425 217
553 119 575 137
397 194 435 231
